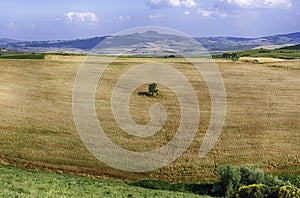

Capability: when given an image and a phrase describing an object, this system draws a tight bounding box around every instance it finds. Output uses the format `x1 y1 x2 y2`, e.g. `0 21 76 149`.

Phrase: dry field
0 55 299 183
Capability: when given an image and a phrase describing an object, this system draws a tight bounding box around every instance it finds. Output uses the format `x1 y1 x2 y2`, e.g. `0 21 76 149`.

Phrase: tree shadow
138 91 152 97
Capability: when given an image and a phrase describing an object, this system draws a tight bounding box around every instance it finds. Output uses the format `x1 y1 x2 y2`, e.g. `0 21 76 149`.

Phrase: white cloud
184 11 191 15
147 0 197 8
147 0 169 8
221 0 292 9
196 7 229 18
168 0 181 7
64 12 98 23
25 23 35 30
7 22 16 32
181 0 197 7
197 8 215 17
149 13 165 19
218 12 229 18
113 16 131 22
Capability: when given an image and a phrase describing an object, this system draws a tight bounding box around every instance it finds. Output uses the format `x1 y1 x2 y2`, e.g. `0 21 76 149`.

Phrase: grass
0 164 208 197
0 53 45 59
0 52 86 60
0 56 299 184
129 180 214 196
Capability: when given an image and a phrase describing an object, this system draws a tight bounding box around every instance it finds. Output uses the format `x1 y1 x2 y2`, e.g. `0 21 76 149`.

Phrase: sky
1 0 300 40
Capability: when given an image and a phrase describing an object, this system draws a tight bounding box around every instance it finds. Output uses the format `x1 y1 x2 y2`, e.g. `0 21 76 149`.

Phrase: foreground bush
240 165 265 186
212 165 242 197
277 174 300 188
278 186 300 198
264 174 290 188
235 184 300 198
212 165 299 197
131 166 300 197
235 184 269 198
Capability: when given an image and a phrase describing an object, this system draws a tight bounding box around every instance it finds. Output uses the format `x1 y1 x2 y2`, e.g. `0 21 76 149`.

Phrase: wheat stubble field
0 56 299 183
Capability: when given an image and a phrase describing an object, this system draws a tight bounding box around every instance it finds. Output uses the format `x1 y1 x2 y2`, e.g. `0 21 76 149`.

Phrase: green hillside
0 164 208 198
279 44 300 50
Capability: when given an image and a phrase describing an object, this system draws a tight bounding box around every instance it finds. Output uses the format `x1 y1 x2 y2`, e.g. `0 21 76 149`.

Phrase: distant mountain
19 37 107 50
196 32 300 51
1 31 300 55
0 38 19 46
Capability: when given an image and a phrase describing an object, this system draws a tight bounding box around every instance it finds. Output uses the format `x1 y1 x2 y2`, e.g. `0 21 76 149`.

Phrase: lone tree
148 83 159 97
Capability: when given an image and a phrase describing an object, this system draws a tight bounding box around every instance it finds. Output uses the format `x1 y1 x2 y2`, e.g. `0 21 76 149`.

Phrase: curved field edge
0 164 210 198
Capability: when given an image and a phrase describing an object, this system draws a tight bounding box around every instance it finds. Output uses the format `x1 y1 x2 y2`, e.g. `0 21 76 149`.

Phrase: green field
0 52 87 60
0 164 209 197
0 53 45 59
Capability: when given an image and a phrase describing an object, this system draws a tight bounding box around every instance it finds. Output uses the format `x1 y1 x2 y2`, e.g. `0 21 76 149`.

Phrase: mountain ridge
1 31 299 54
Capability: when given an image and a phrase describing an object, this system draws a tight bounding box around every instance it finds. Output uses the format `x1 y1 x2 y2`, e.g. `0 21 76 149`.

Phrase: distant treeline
213 44 300 60
0 52 86 59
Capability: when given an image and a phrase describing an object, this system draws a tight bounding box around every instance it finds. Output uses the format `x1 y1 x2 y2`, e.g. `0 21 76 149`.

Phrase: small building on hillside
223 52 238 59
0 48 7 52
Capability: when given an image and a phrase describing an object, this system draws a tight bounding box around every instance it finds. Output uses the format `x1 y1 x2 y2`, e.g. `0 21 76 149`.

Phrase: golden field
0 56 299 182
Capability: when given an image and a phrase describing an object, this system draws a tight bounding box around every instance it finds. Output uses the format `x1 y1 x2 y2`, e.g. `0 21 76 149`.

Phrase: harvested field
0 56 299 182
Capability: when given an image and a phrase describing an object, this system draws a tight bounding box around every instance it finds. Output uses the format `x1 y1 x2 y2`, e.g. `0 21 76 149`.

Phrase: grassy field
0 55 299 184
0 164 209 197
0 53 45 59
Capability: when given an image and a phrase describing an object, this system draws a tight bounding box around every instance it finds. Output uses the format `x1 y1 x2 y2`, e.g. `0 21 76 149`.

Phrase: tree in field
148 83 159 97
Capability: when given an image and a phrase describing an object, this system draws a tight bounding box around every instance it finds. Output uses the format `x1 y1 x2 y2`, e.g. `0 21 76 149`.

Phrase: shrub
235 184 269 198
212 165 242 197
278 186 300 198
211 165 300 197
277 174 300 188
264 175 290 188
240 165 264 186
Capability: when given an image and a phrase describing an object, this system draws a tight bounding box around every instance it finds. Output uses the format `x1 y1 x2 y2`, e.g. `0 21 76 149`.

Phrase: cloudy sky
1 0 300 40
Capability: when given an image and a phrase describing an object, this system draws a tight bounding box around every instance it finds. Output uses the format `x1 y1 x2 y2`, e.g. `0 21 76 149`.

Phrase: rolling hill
1 31 300 55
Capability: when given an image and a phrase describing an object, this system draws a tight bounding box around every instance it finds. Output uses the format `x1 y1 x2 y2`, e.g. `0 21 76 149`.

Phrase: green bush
131 166 300 197
212 165 297 197
240 165 264 186
264 175 290 188
277 174 300 188
212 165 242 197
278 186 300 198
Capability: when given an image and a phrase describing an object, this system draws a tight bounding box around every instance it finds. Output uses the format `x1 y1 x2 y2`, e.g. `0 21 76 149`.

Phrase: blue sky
1 0 300 40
